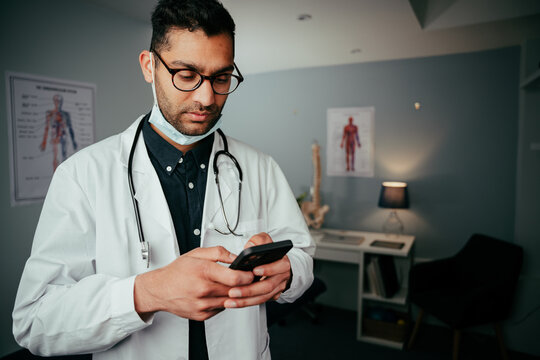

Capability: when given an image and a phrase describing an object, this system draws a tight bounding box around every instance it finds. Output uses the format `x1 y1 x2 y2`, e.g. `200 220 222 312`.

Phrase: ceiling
86 0 540 74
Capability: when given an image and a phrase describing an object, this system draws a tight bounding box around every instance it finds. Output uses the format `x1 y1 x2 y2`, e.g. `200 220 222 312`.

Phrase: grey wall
224 48 519 259
0 0 151 356
222 47 539 355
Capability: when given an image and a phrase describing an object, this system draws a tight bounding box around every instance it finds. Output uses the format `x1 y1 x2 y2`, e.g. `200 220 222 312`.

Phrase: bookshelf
312 228 415 349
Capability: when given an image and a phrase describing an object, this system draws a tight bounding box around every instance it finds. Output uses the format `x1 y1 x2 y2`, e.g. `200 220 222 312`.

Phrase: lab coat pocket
203 218 264 256
233 218 265 252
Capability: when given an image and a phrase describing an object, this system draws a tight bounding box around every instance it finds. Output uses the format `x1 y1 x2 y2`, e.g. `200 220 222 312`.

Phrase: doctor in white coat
12 0 314 359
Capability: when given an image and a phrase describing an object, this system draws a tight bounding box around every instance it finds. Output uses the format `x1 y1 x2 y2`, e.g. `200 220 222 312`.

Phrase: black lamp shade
378 182 409 209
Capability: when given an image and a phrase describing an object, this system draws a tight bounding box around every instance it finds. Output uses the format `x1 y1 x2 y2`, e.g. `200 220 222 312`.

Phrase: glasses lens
173 70 202 91
213 74 240 95
172 70 241 94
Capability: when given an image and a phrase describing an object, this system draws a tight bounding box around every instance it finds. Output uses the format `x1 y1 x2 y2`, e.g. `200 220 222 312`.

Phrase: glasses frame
151 49 244 95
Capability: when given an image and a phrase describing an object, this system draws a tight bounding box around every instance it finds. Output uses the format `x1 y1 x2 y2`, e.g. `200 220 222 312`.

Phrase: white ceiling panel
84 0 540 74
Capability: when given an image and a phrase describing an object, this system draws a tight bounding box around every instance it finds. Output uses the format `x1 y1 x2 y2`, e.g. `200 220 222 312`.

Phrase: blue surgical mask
148 52 222 146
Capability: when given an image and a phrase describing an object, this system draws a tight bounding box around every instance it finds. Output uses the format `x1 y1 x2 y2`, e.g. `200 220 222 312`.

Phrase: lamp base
382 210 404 235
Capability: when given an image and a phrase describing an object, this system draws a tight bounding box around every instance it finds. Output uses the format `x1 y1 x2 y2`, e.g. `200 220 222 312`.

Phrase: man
340 116 361 171
12 1 314 359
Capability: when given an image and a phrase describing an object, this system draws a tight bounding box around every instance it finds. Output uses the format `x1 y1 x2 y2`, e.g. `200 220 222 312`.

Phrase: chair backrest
454 233 523 290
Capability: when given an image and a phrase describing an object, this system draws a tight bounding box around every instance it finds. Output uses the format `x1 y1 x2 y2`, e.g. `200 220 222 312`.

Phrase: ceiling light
297 14 312 21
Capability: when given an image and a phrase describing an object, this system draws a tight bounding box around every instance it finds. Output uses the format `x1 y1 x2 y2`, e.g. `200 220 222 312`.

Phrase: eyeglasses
152 50 244 95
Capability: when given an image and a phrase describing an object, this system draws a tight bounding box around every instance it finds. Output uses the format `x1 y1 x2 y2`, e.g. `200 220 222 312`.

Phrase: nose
191 78 216 107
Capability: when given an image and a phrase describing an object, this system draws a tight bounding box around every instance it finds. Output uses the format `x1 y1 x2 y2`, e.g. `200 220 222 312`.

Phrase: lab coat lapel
203 132 235 235
120 118 176 249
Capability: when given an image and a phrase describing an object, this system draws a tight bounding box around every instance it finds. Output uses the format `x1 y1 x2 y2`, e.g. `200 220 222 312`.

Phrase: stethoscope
127 116 243 267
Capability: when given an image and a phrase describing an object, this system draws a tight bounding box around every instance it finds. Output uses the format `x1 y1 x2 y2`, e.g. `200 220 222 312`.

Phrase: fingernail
230 289 242 298
225 300 237 308
253 268 264 276
246 241 255 248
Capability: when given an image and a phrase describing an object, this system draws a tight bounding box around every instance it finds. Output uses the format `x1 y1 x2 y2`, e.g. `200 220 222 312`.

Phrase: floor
4 305 537 359
268 305 538 360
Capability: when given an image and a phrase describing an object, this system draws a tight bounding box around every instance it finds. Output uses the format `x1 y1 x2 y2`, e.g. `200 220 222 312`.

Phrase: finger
196 296 229 313
252 255 291 277
228 272 289 299
224 281 286 309
245 232 273 248
203 261 254 287
194 279 233 298
191 307 225 321
169 296 229 321
187 246 237 264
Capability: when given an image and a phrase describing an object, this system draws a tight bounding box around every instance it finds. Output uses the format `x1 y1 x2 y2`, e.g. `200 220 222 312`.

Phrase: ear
139 50 153 84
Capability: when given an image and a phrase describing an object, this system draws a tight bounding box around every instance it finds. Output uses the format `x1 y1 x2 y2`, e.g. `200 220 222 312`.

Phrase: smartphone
229 240 293 281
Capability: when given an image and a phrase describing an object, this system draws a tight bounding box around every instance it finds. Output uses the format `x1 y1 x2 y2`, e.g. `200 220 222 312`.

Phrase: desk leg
357 251 365 341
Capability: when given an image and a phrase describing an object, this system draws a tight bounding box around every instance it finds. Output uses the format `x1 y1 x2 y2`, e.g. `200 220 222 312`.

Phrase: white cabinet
312 228 415 349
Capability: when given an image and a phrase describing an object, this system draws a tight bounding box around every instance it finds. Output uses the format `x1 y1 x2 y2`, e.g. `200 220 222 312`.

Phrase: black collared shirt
142 117 214 360
142 118 214 254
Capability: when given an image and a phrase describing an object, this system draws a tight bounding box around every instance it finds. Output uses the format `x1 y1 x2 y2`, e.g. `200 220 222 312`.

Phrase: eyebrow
169 60 234 75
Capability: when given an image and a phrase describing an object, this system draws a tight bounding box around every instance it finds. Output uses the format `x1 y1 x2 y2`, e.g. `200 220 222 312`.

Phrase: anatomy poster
6 72 95 206
327 106 374 177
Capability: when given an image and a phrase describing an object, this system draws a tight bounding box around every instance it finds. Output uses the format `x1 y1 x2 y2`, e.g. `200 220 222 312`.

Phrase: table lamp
378 181 409 234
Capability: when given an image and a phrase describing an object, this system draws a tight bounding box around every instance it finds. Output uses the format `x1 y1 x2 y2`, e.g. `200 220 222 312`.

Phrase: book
371 257 387 297
375 255 400 298
366 260 381 296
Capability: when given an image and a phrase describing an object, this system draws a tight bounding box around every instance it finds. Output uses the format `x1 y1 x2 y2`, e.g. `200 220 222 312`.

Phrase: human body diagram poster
327 107 374 177
6 72 95 206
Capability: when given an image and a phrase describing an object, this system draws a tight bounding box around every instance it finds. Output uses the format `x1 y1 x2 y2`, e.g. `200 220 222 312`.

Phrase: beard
155 81 223 136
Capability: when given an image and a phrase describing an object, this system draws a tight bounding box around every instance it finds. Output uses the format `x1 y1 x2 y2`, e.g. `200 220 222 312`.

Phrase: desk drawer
315 247 361 264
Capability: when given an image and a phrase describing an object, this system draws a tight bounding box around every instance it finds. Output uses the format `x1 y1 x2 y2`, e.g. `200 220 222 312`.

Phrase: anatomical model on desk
301 141 329 229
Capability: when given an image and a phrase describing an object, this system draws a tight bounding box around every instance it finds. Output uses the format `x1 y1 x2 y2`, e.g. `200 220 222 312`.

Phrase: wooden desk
312 228 415 349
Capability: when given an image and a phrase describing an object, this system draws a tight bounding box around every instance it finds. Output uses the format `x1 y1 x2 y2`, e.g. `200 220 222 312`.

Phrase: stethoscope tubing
128 119 149 267
128 117 243 267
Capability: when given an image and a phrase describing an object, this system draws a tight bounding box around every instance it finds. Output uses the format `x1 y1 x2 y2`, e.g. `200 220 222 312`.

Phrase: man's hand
134 246 254 321
224 232 292 309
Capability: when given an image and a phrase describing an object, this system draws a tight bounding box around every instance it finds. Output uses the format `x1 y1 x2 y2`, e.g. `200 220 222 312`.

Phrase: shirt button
200 164 206 169
188 182 194 189
179 157 184 164
166 165 172 172
194 229 201 236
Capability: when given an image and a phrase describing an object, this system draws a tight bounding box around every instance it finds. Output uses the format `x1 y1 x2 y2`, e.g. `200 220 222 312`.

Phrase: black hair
150 0 235 52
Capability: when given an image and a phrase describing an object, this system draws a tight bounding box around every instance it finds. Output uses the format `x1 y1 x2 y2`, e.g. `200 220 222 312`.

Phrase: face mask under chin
148 52 223 146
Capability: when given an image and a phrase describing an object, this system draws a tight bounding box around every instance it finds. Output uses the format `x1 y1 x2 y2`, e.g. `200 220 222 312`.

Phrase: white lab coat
12 116 314 360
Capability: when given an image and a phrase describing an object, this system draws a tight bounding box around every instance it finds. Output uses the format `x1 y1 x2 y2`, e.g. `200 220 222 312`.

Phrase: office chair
266 277 327 327
407 233 523 360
